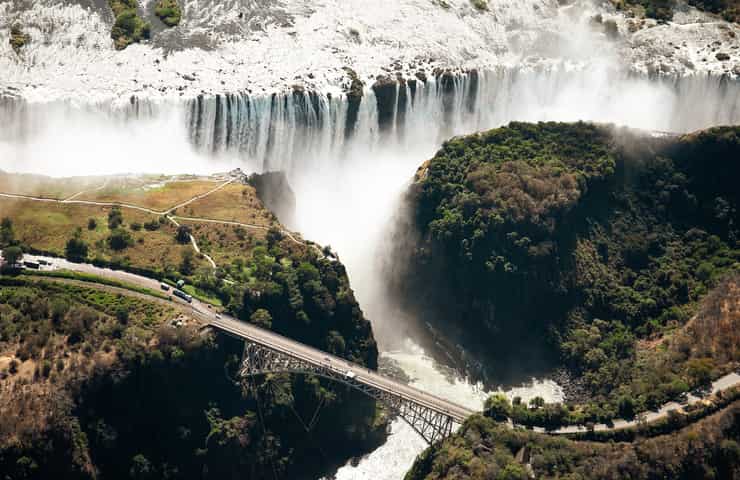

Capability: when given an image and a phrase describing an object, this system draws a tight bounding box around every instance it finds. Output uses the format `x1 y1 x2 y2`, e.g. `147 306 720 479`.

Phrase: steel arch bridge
236 338 470 445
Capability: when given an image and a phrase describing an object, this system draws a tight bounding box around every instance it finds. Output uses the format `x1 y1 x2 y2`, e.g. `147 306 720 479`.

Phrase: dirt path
0 178 324 269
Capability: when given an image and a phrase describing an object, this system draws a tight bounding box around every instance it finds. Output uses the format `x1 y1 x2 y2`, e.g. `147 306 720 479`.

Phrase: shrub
41 360 52 378
9 23 30 54
88 218 98 230
180 249 194 275
108 207 124 229
155 0 182 27
143 220 160 231
249 309 273 329
109 1 151 50
1 217 15 246
484 394 512 421
175 225 192 244
108 228 134 251
2 245 23 267
65 229 89 262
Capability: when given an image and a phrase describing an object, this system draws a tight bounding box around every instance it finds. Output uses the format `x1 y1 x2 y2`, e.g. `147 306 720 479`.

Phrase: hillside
405 399 740 480
390 123 739 424
0 172 385 479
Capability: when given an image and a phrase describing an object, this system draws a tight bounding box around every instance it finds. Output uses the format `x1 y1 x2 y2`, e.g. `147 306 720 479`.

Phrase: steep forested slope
392 122 739 422
405 402 740 480
0 176 385 479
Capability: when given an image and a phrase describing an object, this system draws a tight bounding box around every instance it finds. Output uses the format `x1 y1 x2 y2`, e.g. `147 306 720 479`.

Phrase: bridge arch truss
237 340 459 445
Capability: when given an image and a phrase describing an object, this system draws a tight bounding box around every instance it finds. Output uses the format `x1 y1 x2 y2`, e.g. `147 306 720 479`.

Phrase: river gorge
2 0 740 478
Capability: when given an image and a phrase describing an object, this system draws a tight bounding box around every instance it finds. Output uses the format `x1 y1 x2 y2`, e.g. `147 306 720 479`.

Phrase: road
7 252 740 434
211 314 473 423
15 252 473 423
549 372 740 434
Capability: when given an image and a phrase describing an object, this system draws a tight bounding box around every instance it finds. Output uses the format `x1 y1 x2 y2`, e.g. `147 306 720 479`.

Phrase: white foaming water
329 341 563 480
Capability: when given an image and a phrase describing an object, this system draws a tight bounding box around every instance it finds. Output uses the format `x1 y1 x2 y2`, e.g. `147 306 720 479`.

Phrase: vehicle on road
161 282 171 291
345 370 356 380
23 260 40 269
173 289 193 303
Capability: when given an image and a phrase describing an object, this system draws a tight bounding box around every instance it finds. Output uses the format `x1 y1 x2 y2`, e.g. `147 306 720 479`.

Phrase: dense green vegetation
155 0 182 27
9 23 30 54
397 122 739 425
109 0 151 50
406 405 740 480
200 230 379 368
689 0 740 22
611 0 740 22
0 275 385 479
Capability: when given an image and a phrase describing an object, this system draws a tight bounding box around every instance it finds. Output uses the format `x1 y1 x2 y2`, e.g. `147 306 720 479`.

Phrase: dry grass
78 177 223 211
176 183 278 226
179 220 268 265
681 273 740 364
0 198 206 272
0 173 105 200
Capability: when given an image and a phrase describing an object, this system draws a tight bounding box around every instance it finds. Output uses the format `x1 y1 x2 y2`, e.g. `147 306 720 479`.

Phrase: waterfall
2 66 739 177
183 67 740 176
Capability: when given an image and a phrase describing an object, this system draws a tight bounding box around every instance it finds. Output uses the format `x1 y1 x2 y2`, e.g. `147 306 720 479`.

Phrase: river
286 148 565 479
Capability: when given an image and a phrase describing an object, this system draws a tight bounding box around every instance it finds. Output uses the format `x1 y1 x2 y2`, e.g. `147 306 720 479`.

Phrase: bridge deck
210 316 475 423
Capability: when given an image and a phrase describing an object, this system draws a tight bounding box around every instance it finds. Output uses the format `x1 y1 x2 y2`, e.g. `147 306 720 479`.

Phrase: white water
330 342 563 480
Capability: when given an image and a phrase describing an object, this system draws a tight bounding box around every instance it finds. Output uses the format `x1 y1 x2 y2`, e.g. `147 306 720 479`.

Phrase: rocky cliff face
249 171 297 228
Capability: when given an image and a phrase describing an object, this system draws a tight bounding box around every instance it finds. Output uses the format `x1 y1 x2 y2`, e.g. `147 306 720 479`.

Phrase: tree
686 358 715 387
250 309 273 329
108 228 134 251
0 217 15 246
65 229 89 262
529 396 545 409
617 395 636 419
2 245 23 267
175 225 192 244
267 226 283 246
484 394 512 421
129 454 153 480
88 218 98 230
180 249 194 276
497 463 527 480
108 207 124 229
116 306 130 325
